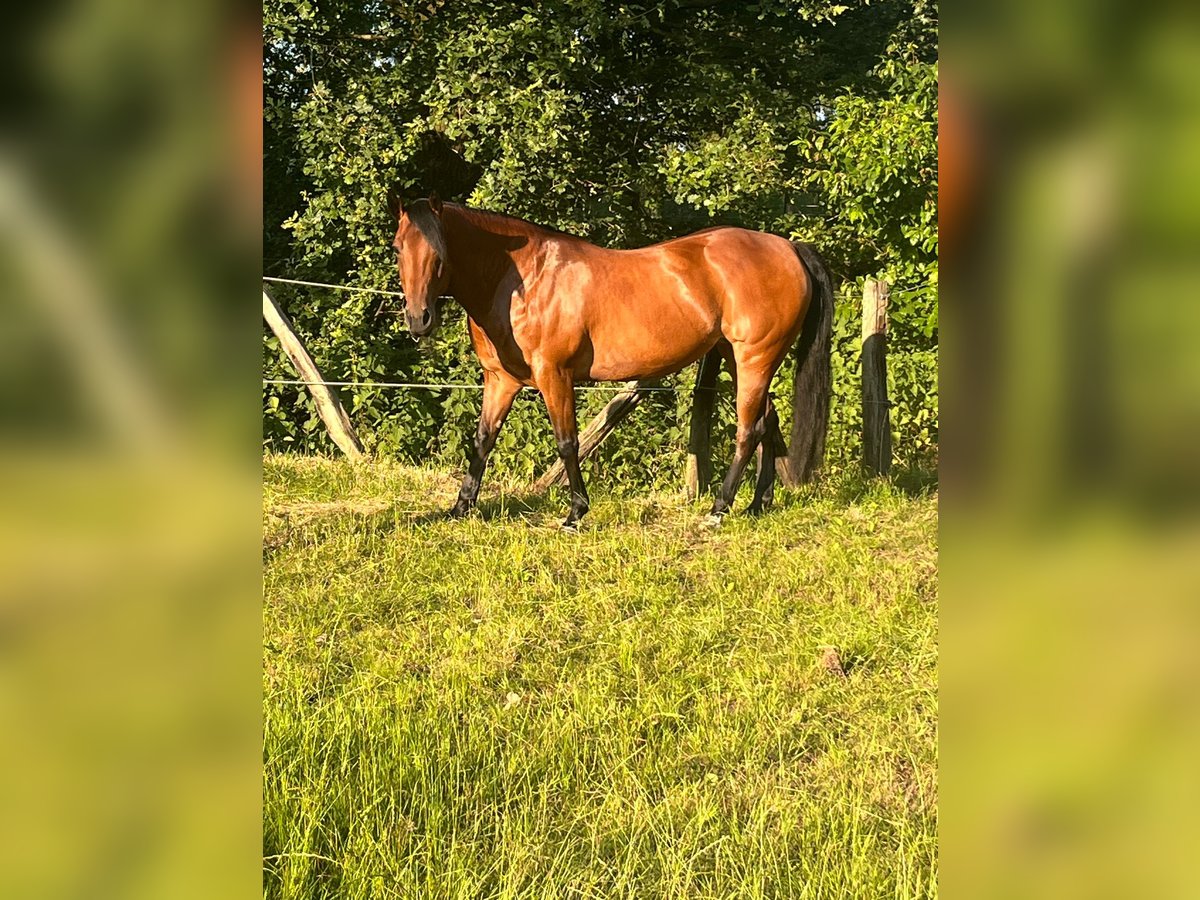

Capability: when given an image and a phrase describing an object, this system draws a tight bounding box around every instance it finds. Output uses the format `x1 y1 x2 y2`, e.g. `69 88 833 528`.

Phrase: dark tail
785 241 834 485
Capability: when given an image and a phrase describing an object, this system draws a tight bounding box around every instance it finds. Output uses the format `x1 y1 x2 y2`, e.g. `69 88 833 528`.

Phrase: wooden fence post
861 278 891 475
684 354 794 497
263 284 366 461
769 419 793 484
683 352 722 499
533 382 648 491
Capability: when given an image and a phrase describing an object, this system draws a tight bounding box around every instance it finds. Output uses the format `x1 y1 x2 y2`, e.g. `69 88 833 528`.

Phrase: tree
262 0 938 476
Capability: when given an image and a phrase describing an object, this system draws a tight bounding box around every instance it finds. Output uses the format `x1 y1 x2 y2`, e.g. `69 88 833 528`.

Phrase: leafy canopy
263 0 938 476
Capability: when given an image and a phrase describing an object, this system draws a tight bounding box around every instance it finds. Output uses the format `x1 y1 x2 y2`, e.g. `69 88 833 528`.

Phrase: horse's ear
387 188 404 221
428 191 442 215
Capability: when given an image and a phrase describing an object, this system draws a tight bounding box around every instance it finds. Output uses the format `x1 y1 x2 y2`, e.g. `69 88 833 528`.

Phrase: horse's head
391 192 450 338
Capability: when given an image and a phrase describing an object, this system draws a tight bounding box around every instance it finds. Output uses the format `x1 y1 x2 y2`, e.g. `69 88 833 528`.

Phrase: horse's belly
583 310 718 381
586 350 711 381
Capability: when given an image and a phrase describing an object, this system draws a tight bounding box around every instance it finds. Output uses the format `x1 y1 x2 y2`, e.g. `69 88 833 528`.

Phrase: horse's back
587 226 800 305
543 227 806 381
623 227 808 341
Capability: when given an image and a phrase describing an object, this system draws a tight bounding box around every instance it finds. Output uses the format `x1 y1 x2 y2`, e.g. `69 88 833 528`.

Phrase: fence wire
263 378 684 393
263 275 929 398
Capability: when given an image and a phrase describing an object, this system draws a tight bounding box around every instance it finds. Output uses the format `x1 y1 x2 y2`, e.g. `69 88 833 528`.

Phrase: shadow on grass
765 462 938 510
264 462 938 550
891 462 940 496
822 463 939 505
474 489 563 522
399 488 563 527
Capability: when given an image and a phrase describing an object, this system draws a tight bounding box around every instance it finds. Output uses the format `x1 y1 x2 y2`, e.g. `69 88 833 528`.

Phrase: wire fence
264 273 931 300
264 275 405 298
263 274 930 397
263 378 685 393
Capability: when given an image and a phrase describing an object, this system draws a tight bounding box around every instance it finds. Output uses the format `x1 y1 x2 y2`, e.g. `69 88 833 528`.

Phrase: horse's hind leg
710 364 771 520
747 397 779 515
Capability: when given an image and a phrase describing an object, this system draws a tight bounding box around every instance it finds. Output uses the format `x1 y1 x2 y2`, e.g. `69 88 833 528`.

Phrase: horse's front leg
536 369 589 529
450 370 521 517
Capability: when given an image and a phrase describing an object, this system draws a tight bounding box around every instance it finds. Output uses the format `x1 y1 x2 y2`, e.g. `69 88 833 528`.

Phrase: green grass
263 455 938 899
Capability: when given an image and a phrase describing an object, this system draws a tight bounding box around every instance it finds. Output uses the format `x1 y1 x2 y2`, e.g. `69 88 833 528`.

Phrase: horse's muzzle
406 306 436 337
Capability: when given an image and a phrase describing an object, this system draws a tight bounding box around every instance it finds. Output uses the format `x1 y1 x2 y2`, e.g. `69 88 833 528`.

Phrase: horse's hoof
559 519 580 533
447 503 470 519
702 513 725 529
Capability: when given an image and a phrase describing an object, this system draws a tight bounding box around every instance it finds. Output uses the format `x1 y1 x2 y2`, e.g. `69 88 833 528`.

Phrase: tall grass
264 456 937 899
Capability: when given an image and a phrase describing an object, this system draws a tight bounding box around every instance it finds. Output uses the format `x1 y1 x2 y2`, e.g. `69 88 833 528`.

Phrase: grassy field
263 455 938 899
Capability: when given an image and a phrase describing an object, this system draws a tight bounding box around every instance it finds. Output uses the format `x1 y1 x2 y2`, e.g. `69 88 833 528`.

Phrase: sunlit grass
263 454 937 899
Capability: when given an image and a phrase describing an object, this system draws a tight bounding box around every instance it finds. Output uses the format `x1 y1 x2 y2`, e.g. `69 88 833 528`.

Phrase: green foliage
263 0 938 482
264 456 938 898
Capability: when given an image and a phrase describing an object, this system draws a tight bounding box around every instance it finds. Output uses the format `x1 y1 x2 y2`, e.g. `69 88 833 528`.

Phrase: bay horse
390 193 832 529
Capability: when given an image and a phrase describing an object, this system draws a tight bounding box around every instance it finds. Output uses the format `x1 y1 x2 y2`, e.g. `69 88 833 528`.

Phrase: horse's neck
444 209 531 321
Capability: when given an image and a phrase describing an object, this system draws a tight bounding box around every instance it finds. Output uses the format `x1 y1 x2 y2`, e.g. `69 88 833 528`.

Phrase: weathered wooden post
683 352 722 499
861 278 891 475
533 382 648 491
684 353 793 496
262 284 366 461
767 418 792 484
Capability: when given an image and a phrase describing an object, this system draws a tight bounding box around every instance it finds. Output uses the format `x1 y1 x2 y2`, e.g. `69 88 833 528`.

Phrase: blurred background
941 0 1200 895
0 0 261 897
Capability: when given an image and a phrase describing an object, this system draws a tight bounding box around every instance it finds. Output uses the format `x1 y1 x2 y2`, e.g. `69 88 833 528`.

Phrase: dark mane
449 203 581 241
407 199 449 259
